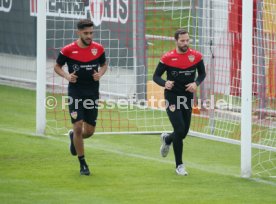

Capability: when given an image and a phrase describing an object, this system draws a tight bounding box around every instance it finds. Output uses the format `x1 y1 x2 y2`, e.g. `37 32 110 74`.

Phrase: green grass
1 86 276 204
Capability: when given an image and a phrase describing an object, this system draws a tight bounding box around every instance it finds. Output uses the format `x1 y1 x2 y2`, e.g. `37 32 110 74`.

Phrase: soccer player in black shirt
153 29 206 175
54 19 107 176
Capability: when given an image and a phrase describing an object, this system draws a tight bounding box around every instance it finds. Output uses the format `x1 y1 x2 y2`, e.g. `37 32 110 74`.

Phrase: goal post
241 0 253 178
36 0 47 135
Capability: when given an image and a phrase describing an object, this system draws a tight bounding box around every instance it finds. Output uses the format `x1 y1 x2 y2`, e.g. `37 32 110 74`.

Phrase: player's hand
185 82 197 93
65 71 78 83
93 70 101 81
165 80 174 90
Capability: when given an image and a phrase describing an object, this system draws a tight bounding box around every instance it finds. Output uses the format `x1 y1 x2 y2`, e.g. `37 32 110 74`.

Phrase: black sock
78 155 88 167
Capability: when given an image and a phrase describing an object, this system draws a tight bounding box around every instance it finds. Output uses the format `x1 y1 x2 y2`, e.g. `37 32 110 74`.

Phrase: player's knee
82 126 95 138
84 130 94 138
89 129 95 136
74 128 83 137
183 128 190 138
175 128 187 139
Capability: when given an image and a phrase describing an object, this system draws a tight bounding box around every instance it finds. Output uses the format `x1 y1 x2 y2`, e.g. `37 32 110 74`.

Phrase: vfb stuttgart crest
90 0 104 27
70 111 78 119
188 55 195 62
169 104 176 112
91 48 98 56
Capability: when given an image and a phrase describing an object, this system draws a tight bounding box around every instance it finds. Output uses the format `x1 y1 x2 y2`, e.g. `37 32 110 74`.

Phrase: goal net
251 0 276 178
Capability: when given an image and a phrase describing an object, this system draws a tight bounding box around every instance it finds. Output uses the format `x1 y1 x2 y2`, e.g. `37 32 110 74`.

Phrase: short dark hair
77 19 94 30
174 29 188 40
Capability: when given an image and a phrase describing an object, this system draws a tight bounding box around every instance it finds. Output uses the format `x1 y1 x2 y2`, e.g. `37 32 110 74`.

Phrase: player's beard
81 37 91 46
178 45 188 53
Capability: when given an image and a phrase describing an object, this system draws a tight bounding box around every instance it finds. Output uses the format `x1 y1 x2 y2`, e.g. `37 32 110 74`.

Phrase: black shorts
68 94 99 126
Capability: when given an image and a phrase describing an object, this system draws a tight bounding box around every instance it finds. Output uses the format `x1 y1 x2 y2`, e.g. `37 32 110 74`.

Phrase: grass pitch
0 85 276 204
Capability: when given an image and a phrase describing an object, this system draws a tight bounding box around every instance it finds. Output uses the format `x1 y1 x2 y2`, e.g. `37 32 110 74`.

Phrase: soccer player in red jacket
54 19 107 176
153 29 206 175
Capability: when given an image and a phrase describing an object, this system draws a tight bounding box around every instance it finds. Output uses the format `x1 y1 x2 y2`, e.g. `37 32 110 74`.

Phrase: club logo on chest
91 48 98 56
188 55 195 62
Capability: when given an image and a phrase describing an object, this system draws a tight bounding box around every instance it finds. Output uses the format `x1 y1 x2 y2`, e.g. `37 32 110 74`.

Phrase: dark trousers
165 91 193 167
